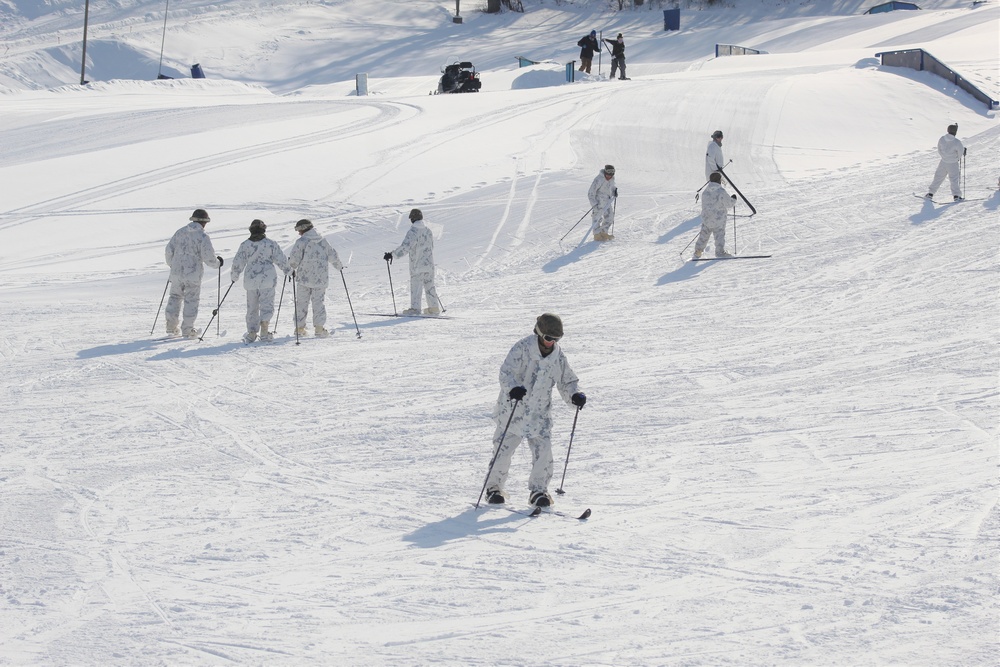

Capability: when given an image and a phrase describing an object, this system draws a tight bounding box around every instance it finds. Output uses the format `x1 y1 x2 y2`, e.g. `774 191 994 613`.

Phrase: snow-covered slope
1 1 997 664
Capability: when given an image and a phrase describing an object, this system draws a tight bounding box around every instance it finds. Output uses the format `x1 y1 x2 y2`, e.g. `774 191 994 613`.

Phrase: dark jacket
604 38 625 59
577 34 599 59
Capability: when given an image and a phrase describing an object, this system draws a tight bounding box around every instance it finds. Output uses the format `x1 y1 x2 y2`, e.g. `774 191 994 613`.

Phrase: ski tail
717 166 756 215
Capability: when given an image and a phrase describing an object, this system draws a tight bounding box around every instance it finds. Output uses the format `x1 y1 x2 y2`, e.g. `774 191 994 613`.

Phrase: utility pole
80 0 91 84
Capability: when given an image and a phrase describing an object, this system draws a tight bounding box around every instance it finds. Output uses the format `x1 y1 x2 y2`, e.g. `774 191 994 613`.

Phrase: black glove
383 252 393 262
217 256 224 267
508 386 527 401
964 147 967 156
731 194 738 200
571 392 587 408
613 187 618 197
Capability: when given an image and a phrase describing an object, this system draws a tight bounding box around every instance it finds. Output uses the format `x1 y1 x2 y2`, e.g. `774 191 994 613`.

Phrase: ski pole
560 204 596 242
475 398 522 509
150 277 170 335
217 262 222 337
340 269 362 339
598 30 602 76
732 200 737 254
680 230 699 258
291 272 300 346
385 258 398 316
962 150 966 199
199 280 235 341
609 196 618 238
273 273 287 332
555 405 582 495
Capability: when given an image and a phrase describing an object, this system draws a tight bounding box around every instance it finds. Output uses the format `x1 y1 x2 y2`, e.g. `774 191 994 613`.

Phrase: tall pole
157 0 171 77
79 0 91 85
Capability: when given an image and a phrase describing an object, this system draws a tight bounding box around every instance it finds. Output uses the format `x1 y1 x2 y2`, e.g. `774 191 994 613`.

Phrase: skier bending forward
484 313 587 508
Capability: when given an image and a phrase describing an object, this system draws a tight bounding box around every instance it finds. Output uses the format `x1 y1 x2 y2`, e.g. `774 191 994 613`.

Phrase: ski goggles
535 327 561 342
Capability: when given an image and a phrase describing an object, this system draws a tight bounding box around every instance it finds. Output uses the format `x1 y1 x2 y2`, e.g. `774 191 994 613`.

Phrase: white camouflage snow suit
230 237 290 338
164 222 221 336
928 133 965 199
391 220 441 314
588 171 617 238
485 335 581 498
695 182 737 257
288 228 343 332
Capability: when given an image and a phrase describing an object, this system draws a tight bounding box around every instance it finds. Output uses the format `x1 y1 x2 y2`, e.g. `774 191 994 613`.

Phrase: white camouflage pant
295 285 327 329
694 221 727 255
165 279 202 333
410 271 442 311
245 286 276 334
485 422 554 497
929 160 961 198
592 200 615 235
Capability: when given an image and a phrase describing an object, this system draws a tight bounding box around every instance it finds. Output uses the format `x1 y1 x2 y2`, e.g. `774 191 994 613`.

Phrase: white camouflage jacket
588 172 617 214
165 222 220 284
288 228 343 289
231 238 290 289
937 134 964 164
700 182 737 230
492 335 580 439
705 141 725 179
391 220 435 275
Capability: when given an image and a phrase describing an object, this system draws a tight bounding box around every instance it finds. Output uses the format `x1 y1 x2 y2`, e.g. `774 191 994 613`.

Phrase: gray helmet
534 313 564 339
409 208 423 222
294 218 313 232
190 208 210 223
603 164 615 176
712 130 724 139
249 219 266 233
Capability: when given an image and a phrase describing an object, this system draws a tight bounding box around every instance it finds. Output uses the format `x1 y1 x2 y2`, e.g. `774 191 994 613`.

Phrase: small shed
865 1 920 13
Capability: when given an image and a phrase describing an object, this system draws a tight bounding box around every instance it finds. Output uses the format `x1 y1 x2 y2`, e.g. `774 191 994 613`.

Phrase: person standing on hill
164 208 223 338
588 164 617 241
483 313 586 509
288 218 343 338
384 208 442 316
603 33 627 80
925 123 966 202
693 172 737 259
577 30 599 74
705 130 726 182
230 219 290 344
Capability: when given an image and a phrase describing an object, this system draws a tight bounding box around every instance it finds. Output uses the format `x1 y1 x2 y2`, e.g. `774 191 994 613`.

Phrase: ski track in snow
1 1 998 665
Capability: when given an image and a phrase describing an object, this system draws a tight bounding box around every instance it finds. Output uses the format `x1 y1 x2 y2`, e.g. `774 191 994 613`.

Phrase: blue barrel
191 63 205 79
664 9 680 31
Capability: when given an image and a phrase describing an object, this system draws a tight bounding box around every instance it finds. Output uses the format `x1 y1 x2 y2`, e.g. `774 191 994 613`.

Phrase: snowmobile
436 61 482 94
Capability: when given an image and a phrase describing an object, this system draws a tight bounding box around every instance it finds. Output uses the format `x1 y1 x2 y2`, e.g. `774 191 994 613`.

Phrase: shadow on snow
402 506 535 548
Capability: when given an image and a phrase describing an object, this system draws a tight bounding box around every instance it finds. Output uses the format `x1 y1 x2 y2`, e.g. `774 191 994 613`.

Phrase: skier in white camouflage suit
588 165 617 241
693 172 738 259
164 208 223 338
925 123 966 202
288 218 343 338
484 313 587 508
384 208 442 315
230 219 290 344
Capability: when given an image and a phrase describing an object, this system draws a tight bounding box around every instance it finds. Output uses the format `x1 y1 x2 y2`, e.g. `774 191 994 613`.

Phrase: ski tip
578 508 592 520
529 506 542 517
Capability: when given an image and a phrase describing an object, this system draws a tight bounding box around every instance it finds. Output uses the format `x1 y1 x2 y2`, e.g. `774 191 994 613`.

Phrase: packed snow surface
1 0 997 664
